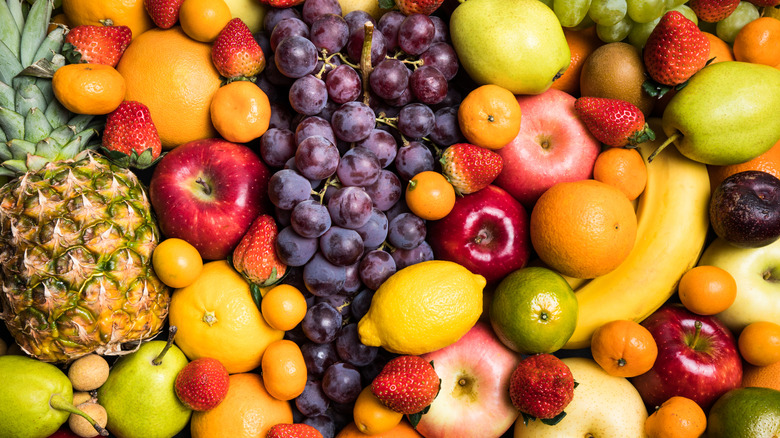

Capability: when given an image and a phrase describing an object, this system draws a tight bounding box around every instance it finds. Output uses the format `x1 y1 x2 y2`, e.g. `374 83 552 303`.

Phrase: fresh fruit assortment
1 0 780 438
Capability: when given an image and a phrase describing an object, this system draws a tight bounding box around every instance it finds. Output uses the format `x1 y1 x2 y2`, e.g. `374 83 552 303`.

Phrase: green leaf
19 0 52 67
0 0 21 58
0 105 24 140
0 80 14 109
2 159 27 174
250 282 263 310
8 0 25 37
540 411 567 426
44 98 70 128
7 138 36 159
0 40 24 83
378 0 395 9
24 106 51 143
407 411 424 429
33 26 64 64
520 412 536 426
15 78 45 115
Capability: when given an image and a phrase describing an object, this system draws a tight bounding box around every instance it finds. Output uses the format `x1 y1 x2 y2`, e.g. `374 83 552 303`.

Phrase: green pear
0 355 107 438
97 328 191 438
449 0 570 95
653 61 780 165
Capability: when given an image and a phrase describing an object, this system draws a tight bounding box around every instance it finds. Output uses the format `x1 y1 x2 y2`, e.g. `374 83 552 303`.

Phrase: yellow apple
514 357 649 438
224 0 268 33
337 0 391 20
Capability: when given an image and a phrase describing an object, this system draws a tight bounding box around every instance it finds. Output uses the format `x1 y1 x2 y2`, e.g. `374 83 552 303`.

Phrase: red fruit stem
49 394 109 436
647 132 682 163
360 21 375 105
689 320 703 350
195 177 211 196
152 326 177 366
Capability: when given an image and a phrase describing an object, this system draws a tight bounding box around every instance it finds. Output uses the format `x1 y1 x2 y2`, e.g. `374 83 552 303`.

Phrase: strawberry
574 97 655 148
439 143 503 195
211 18 266 81
101 101 163 169
371 355 440 419
509 354 575 424
747 0 780 6
63 24 132 67
688 0 740 22
380 0 445 15
230 214 287 287
643 11 710 89
266 423 323 438
174 357 230 411
145 0 185 29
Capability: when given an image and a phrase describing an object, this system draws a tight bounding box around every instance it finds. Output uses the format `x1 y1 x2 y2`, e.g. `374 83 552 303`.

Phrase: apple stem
195 177 211 196
152 326 177 366
49 394 109 436
690 320 703 349
647 132 681 163
359 21 375 105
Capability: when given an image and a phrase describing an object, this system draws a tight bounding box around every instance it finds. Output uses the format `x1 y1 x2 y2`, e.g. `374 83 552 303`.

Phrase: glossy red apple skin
418 321 521 438
427 185 531 284
149 138 271 261
631 304 742 412
493 87 601 208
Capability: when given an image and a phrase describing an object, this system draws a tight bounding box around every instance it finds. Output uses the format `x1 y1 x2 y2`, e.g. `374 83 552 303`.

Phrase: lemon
357 260 486 355
489 266 578 354
707 387 780 437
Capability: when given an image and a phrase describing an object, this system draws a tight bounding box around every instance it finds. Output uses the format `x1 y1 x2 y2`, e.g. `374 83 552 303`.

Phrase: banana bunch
563 118 711 350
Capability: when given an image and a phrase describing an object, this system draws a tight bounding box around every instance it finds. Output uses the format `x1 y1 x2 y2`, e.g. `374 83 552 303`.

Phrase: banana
563 118 712 350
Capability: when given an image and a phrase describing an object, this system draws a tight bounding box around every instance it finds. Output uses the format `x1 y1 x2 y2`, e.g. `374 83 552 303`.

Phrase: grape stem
359 21 375 105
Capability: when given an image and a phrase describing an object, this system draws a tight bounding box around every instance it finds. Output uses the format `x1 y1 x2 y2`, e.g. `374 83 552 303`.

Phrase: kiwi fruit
68 354 110 391
69 402 108 438
580 42 656 116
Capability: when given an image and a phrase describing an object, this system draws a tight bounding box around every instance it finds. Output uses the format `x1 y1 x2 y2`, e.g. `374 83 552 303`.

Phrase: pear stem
152 326 177 366
49 394 109 436
647 132 682 163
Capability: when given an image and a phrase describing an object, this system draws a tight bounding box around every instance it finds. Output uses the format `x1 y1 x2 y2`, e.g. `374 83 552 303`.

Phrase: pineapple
0 0 170 362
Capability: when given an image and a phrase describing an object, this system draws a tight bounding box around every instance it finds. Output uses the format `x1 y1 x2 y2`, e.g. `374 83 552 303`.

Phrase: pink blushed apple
493 87 601 208
417 321 521 438
149 138 271 261
427 185 531 284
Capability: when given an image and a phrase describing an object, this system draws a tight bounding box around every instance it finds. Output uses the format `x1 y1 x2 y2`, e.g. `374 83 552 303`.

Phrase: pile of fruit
0 0 779 437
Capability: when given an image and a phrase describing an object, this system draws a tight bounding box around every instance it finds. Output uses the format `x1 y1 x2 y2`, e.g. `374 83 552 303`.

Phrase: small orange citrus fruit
677 265 737 316
458 84 522 150
591 319 658 378
405 171 456 221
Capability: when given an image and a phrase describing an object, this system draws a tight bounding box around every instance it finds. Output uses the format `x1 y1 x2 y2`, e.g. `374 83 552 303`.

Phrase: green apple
514 357 648 437
697 237 780 332
98 330 192 438
656 61 780 165
224 0 268 34
449 0 570 95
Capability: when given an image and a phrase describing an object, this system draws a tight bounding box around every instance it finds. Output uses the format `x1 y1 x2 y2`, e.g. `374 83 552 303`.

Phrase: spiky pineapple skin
0 153 170 362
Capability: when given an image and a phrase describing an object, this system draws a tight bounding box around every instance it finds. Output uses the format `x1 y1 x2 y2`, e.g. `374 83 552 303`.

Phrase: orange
168 260 284 373
529 179 638 279
116 27 222 149
405 171 456 221
677 265 737 316
336 420 423 438
702 32 735 64
179 0 233 43
457 84 522 150
152 238 203 289
707 138 780 192
733 17 780 66
191 372 292 438
352 386 403 435
590 319 658 378
742 360 780 391
52 64 125 115
593 147 648 201
211 81 272 144
552 26 603 96
644 396 707 438
261 339 307 401
260 284 307 331
739 321 780 367
62 0 153 39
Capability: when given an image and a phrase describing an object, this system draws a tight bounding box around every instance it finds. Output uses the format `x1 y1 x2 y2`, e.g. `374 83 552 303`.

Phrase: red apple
493 87 601 208
149 138 271 261
631 304 742 412
427 185 531 284
417 321 521 438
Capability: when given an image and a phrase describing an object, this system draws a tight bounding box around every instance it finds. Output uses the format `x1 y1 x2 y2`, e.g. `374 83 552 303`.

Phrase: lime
707 387 780 438
357 260 486 355
489 266 578 354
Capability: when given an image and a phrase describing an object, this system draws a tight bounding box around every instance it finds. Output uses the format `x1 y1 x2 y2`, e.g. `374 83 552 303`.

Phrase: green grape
554 0 593 27
568 13 597 31
627 16 659 48
665 0 687 8
672 4 698 26
588 0 627 26
596 14 634 42
716 1 759 43
626 0 665 23
538 0 554 9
